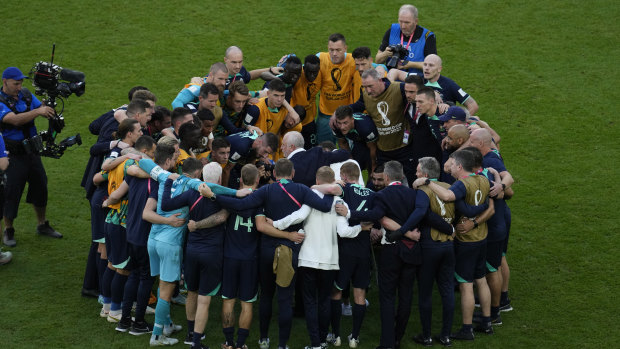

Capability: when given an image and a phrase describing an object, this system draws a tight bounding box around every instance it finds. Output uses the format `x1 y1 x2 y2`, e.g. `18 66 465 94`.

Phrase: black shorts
104 222 129 268
221 257 259 302
454 239 487 283
4 153 47 219
185 249 222 296
335 253 371 290
485 240 503 272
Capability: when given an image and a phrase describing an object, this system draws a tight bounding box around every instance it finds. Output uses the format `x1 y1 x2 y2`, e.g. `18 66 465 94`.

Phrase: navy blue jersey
482 152 508 242
339 183 375 256
224 206 264 260
216 179 332 250
425 75 470 106
226 67 251 89
227 130 259 163
161 179 226 253
332 113 379 145
125 175 153 246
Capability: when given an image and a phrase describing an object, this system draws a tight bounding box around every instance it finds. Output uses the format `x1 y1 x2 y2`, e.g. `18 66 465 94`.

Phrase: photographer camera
376 4 437 75
0 67 61 247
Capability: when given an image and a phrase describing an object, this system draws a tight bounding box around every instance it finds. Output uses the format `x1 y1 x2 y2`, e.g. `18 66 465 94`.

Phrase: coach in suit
281 131 350 187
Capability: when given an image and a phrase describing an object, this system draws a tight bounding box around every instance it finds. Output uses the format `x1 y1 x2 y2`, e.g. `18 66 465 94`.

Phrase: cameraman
375 4 437 75
0 67 61 247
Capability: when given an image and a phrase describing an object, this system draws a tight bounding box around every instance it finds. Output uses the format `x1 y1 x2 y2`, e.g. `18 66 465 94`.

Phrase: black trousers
377 244 418 348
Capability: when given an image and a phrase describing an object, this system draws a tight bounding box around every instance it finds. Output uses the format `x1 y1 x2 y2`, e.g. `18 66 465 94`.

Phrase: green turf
0 0 618 348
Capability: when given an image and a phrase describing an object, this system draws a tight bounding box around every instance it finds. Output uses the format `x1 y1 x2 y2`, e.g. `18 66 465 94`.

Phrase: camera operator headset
0 67 61 247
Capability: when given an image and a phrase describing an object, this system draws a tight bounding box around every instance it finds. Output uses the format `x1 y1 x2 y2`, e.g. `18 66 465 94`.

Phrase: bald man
172 62 229 109
445 124 470 151
376 4 437 75
389 54 479 116
224 46 282 88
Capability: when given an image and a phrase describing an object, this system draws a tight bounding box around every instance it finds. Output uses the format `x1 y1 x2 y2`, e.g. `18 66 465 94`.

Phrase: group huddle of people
71 4 516 349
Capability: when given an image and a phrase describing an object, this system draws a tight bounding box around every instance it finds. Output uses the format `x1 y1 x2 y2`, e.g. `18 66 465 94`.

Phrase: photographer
0 67 61 247
375 4 437 75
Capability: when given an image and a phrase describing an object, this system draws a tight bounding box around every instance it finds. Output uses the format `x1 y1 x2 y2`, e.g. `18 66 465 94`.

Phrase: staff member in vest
317 33 361 144
376 4 437 75
346 68 416 185
0 67 61 247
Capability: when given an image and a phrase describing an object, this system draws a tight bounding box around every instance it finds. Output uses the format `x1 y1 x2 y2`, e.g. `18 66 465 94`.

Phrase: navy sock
122 272 139 319
330 299 342 337
237 328 249 348
135 276 154 323
97 257 107 295
500 291 509 304
223 326 234 346
101 267 115 299
187 320 195 336
193 331 203 347
351 303 366 339
463 324 473 331
111 273 128 311
491 306 500 317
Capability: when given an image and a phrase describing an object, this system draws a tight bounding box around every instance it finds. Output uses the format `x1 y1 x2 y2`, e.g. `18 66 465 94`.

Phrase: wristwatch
424 178 431 186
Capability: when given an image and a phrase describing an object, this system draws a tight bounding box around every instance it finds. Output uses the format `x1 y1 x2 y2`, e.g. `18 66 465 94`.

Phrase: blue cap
2 67 28 80
438 106 466 123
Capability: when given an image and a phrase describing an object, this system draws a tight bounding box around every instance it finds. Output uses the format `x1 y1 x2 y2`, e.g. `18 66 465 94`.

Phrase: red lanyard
278 182 301 207
400 32 414 50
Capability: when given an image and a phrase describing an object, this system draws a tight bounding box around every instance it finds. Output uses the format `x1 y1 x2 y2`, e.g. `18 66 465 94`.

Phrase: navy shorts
335 253 371 290
3 153 47 219
185 249 222 296
454 239 487 283
485 240 503 272
104 222 129 268
90 188 107 242
221 257 259 302
301 120 317 150
127 242 150 272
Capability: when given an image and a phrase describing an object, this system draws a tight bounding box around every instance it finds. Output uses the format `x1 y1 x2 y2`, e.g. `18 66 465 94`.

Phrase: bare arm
310 183 343 196
93 172 107 186
256 215 304 243
188 209 229 231
102 181 129 207
142 197 186 226
281 99 299 125
0 157 8 171
413 178 456 201
250 66 283 80
2 106 54 126
127 164 151 179
113 109 128 123
463 97 479 116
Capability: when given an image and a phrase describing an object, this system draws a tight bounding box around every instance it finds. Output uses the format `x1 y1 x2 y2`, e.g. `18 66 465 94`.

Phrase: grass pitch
0 0 618 348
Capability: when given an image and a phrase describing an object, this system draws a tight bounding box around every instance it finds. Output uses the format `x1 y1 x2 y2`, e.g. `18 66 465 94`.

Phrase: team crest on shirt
231 152 241 161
